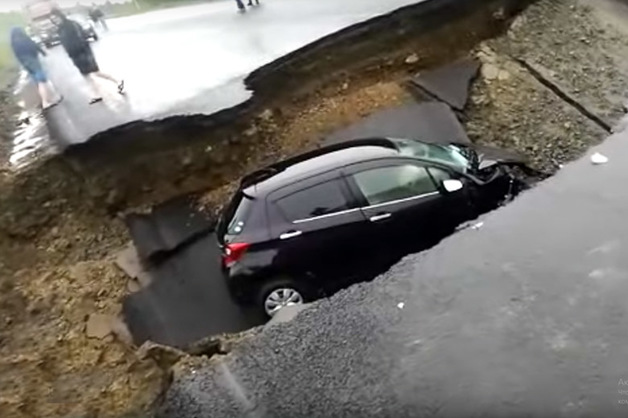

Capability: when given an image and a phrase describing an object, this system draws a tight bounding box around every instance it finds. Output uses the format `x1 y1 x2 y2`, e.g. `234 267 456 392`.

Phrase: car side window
353 164 437 206
275 180 351 222
427 167 453 184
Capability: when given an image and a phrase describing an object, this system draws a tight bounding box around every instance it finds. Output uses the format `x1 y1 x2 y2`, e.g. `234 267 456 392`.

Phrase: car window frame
267 169 361 225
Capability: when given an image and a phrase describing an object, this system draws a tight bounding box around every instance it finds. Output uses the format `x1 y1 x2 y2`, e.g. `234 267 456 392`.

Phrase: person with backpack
50 9 123 105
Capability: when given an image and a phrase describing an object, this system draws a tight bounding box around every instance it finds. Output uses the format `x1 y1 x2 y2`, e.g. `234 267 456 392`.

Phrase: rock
138 341 187 369
181 154 193 167
497 70 511 81
265 304 311 329
105 189 121 207
127 279 141 293
115 244 151 287
110 317 134 346
341 82 349 91
482 63 500 80
405 53 419 65
85 314 114 339
259 109 274 122
244 125 259 137
492 7 506 21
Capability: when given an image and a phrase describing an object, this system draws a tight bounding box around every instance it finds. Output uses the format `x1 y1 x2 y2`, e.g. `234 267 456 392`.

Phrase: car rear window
221 192 254 236
276 180 350 222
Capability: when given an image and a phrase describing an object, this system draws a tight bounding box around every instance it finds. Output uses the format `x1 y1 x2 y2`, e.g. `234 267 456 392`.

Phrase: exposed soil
0 0 626 416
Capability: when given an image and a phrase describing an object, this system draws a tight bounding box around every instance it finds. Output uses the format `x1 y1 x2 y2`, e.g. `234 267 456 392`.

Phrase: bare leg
37 82 52 108
45 81 61 100
93 71 119 85
93 71 124 94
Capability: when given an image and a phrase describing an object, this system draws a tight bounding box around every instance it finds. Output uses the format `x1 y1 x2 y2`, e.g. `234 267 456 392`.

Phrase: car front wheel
258 279 306 318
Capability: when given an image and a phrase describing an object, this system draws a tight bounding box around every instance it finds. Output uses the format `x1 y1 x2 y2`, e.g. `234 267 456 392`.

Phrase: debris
259 109 274 122
590 153 608 165
497 70 511 81
410 59 480 110
110 317 134 346
181 154 193 167
138 341 187 370
127 279 142 293
481 63 500 80
265 304 310 328
105 189 121 208
397 302 405 309
471 222 485 230
115 243 151 288
492 7 506 21
85 314 114 339
322 102 470 147
405 53 419 64
244 125 259 137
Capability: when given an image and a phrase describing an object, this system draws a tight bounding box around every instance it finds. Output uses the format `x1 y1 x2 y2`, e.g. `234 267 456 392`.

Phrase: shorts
22 57 47 83
70 50 99 75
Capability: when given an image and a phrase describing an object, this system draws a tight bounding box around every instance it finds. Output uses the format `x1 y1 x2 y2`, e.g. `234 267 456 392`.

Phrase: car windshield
391 138 471 172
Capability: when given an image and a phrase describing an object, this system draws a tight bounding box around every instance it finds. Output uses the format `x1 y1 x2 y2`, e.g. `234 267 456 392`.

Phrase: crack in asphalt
513 57 613 133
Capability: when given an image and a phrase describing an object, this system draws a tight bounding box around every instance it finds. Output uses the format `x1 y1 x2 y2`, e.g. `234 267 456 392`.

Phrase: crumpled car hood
474 144 527 170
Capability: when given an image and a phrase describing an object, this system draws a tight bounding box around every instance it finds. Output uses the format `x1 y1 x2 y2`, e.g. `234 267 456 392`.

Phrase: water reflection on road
10 71 54 169
8 0 423 167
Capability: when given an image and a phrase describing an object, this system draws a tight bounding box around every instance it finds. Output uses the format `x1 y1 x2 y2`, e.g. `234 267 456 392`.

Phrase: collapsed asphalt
121 92 477 349
159 124 628 418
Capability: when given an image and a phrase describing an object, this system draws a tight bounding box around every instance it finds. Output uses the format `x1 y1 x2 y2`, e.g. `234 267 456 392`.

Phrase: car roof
244 144 399 196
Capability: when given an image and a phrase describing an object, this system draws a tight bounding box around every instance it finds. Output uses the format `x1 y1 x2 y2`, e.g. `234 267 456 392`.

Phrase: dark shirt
57 20 89 57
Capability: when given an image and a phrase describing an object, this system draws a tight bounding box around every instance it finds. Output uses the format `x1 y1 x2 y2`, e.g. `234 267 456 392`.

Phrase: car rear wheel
258 279 306 318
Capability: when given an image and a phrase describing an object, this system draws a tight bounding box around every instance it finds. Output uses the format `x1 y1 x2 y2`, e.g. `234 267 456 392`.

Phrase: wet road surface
123 231 265 348
10 0 424 164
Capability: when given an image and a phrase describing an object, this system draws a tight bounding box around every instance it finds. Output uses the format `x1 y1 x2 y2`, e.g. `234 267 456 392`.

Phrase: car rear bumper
222 267 256 306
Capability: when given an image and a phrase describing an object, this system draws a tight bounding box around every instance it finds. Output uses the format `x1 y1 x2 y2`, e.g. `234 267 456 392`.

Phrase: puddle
9 71 55 170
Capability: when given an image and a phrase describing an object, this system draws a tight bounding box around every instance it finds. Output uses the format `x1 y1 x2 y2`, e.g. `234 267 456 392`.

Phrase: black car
217 138 530 317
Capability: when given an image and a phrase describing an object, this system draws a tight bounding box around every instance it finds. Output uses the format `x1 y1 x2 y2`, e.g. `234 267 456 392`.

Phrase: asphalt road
123 231 266 348
9 0 424 162
159 127 628 417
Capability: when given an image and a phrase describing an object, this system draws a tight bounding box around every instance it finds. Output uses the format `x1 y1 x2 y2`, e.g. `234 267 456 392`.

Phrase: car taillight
222 242 250 268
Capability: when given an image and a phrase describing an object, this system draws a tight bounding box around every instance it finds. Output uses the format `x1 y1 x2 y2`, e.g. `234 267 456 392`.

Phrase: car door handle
369 213 392 222
280 230 303 240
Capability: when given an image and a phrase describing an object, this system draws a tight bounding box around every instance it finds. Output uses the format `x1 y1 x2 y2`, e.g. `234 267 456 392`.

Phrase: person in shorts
50 9 123 105
10 27 62 110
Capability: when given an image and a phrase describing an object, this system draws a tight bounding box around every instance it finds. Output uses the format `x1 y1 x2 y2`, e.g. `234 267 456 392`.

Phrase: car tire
257 278 308 318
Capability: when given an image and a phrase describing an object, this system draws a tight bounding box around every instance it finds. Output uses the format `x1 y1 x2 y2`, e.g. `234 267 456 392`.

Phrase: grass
0 12 26 87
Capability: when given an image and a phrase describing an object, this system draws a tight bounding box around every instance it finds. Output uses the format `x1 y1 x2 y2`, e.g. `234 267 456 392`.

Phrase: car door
267 171 371 293
425 165 476 227
344 160 456 263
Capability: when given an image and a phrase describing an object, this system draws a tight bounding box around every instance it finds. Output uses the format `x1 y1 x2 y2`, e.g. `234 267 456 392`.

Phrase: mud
1 0 627 416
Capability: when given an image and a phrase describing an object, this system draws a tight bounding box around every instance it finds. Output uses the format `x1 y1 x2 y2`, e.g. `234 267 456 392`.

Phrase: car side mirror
442 179 464 193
